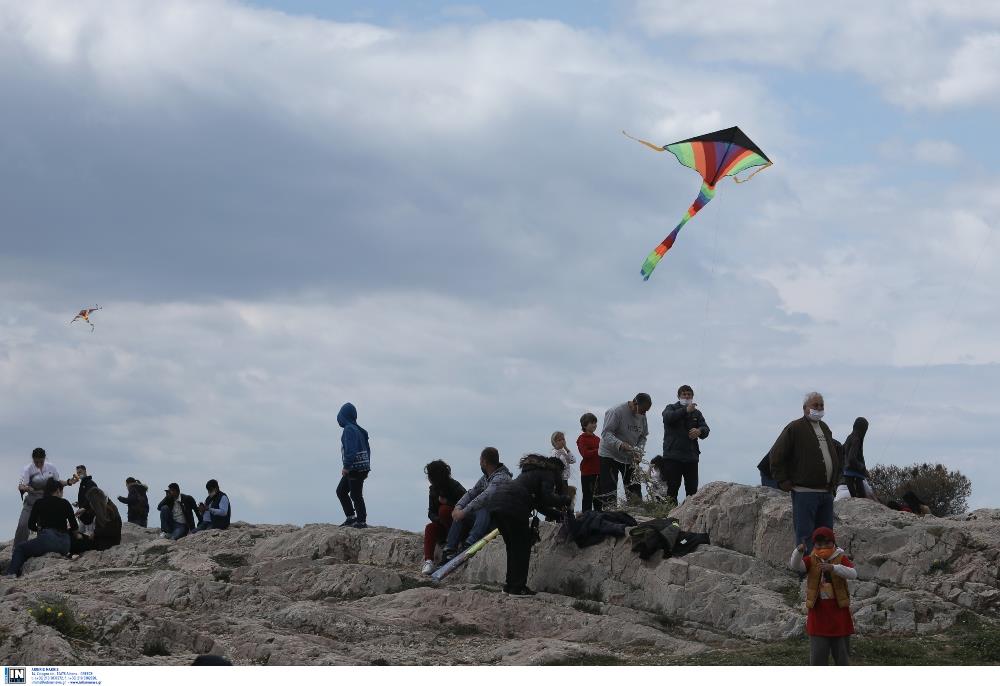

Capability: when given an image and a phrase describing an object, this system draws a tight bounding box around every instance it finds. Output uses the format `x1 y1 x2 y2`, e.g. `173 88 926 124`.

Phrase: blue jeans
159 506 189 540
6 529 70 576
791 490 834 552
445 508 492 551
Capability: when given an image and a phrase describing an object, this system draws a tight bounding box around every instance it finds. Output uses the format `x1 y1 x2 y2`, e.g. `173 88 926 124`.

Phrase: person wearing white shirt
15 447 78 545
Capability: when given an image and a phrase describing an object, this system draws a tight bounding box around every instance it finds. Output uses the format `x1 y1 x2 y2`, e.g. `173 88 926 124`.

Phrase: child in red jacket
576 413 601 512
789 526 857 665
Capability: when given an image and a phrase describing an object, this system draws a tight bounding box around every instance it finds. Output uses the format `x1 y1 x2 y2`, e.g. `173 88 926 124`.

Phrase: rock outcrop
1 482 997 665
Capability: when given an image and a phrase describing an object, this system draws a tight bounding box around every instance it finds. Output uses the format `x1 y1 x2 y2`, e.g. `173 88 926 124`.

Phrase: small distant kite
71 305 102 332
623 126 772 280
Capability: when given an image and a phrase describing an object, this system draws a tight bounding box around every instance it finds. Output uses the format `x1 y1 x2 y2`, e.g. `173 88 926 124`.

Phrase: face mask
808 409 824 421
814 544 835 558
679 398 691 406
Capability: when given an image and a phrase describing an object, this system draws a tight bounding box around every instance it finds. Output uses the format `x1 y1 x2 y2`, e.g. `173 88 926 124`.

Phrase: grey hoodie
455 464 513 513
598 402 648 464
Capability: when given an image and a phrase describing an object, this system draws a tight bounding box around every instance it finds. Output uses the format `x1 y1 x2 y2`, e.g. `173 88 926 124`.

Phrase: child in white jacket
551 431 577 512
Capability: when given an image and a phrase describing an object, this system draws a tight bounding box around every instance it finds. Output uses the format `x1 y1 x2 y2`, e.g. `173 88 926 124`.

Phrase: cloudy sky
2 0 999 536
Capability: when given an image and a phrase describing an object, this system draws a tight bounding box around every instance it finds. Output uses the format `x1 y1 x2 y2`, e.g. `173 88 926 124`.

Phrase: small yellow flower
27 609 33 615
47 607 53 613
57 612 64 618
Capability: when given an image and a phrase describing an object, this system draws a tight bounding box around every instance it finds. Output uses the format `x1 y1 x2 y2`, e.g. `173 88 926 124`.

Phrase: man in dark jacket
484 454 571 597
768 392 842 553
118 477 150 527
660 385 710 502
157 483 198 540
445 447 512 560
197 479 232 530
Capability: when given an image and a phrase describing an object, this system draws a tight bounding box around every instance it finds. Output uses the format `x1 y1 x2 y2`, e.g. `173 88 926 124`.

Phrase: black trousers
580 474 599 512
493 512 532 590
845 476 865 498
597 457 642 510
662 459 699 498
336 470 369 521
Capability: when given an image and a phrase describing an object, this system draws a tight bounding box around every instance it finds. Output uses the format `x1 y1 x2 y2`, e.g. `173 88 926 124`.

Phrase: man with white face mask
768 392 841 553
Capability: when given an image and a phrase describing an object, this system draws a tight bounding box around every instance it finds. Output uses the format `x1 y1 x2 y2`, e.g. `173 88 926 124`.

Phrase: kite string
695 196 724 381
874 217 998 459
733 162 772 184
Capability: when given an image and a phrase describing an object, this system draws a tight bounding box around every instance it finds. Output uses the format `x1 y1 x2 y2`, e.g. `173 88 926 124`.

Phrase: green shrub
868 463 971 516
27 598 91 641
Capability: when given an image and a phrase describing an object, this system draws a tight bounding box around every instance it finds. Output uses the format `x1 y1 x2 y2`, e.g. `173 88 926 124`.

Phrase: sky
2 0 1000 537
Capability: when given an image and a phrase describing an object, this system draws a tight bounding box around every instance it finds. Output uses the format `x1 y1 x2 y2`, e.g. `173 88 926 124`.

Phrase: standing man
769 392 842 553
661 385 710 503
336 402 371 529
73 465 98 536
597 393 651 509
15 448 78 545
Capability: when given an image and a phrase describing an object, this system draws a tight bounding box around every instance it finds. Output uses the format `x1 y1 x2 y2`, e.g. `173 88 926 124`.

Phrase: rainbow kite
624 126 771 280
71 305 101 332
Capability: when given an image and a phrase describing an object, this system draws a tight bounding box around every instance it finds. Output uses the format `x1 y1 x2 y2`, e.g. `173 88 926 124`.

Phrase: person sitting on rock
197 479 232 530
444 447 511 564
118 477 150 527
4 478 77 578
482 454 571 597
788 526 857 666
421 460 466 575
157 482 198 540
71 487 122 556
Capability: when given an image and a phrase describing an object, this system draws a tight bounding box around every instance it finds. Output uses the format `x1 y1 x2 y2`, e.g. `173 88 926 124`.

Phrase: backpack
629 517 682 560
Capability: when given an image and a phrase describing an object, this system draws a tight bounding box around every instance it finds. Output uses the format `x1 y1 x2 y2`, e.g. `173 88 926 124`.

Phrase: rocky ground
1 482 998 665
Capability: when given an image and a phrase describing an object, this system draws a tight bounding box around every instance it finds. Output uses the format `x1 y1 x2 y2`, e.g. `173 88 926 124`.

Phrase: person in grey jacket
660 385 710 502
444 447 511 561
596 393 651 509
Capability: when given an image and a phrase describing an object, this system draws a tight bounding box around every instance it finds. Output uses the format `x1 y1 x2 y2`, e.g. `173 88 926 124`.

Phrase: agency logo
3 667 26 685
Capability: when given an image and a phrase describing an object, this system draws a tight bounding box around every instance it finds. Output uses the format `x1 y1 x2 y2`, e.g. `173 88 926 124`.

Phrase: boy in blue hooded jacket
337 402 371 528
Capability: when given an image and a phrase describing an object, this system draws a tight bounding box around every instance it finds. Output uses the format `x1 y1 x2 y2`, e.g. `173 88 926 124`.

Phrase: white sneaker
159 533 170 539
421 560 435 575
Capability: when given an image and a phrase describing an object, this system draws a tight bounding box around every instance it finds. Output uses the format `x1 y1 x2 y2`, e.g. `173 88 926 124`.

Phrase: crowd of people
5 447 233 578
7 392 900 664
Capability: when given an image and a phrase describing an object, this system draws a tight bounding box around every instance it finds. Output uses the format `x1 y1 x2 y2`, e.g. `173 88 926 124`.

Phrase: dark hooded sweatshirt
842 417 869 479
118 482 150 522
485 461 571 519
337 403 371 472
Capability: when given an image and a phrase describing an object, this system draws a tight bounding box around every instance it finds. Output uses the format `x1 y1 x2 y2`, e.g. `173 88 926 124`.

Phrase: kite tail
640 182 716 281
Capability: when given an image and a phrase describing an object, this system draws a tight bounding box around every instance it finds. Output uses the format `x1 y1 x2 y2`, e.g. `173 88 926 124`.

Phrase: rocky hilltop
1 482 998 665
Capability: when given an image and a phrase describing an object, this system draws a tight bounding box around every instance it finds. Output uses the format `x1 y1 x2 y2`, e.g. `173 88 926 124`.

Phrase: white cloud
1 0 999 539
630 0 1000 109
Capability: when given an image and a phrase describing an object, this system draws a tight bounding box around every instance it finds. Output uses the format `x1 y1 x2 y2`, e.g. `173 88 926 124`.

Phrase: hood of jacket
852 417 868 437
337 402 358 428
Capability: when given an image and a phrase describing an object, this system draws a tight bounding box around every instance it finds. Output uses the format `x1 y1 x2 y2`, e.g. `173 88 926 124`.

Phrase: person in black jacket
483 454 571 597
197 479 232 530
118 477 150 527
72 465 99 534
660 385 710 502
842 417 870 498
4 478 77 577
71 487 122 555
421 460 466 574
157 483 198 540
